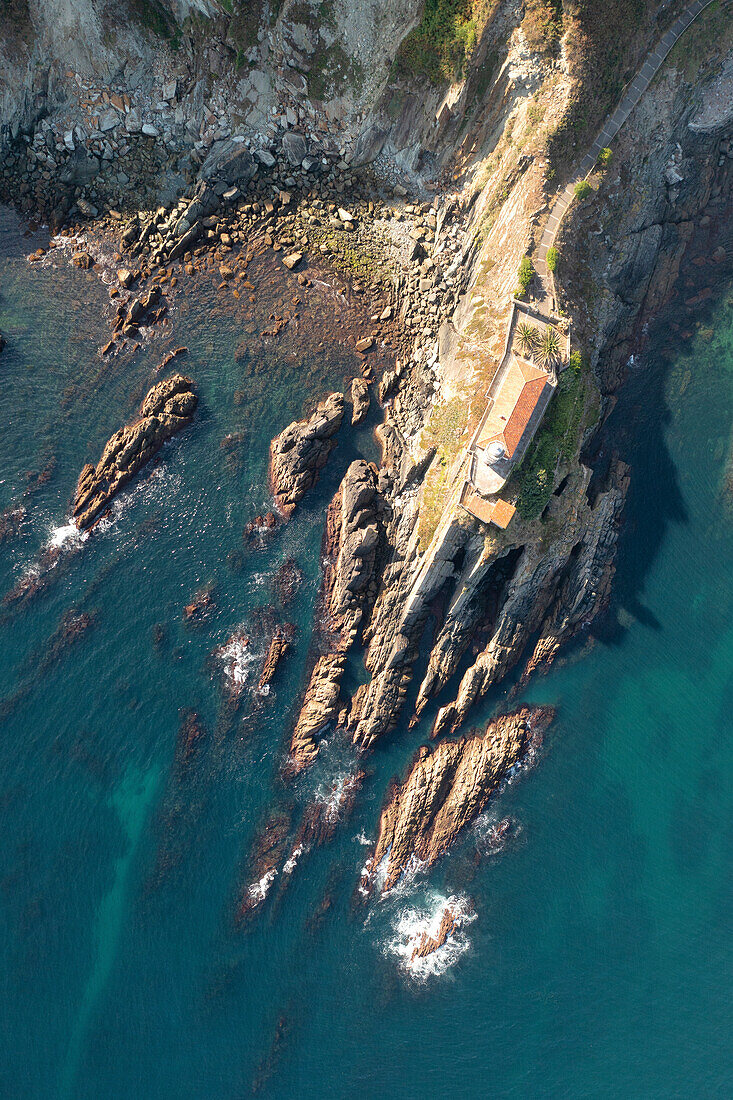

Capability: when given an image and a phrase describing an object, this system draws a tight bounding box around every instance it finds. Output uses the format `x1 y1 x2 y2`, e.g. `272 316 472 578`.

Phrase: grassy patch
395 0 498 84
522 0 564 55
546 246 558 272
665 0 731 81
512 363 587 520
309 229 393 283
0 0 34 44
129 0 182 47
224 0 266 49
308 41 364 99
546 0 675 175
417 397 469 547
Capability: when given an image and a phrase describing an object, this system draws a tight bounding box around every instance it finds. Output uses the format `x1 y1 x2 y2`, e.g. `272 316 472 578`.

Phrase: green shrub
568 349 585 372
574 179 592 200
130 0 181 47
395 0 481 84
546 246 558 272
597 146 613 166
517 256 534 294
522 0 564 55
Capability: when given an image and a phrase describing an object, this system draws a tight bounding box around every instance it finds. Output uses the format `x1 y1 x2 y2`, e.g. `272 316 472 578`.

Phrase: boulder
350 377 370 424
282 131 307 166
200 138 256 185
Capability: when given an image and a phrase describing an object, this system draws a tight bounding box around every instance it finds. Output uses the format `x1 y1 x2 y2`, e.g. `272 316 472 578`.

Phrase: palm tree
538 328 561 369
516 322 539 358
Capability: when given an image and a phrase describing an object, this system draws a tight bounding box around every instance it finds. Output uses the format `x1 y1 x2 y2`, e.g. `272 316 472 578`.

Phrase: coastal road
534 0 721 299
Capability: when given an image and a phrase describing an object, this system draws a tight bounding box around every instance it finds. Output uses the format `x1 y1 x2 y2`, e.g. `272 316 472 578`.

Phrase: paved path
535 0 721 299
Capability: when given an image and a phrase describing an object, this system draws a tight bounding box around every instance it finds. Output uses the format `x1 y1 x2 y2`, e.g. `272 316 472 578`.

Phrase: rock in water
72 374 197 529
269 392 344 516
287 460 381 773
410 901 472 963
363 705 554 893
258 625 294 691
350 377 370 424
288 652 347 773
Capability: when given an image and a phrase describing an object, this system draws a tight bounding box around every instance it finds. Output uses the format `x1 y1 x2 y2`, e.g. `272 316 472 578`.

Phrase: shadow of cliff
588 247 733 648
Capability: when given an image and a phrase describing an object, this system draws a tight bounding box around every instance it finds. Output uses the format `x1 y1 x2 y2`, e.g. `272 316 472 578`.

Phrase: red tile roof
478 357 550 458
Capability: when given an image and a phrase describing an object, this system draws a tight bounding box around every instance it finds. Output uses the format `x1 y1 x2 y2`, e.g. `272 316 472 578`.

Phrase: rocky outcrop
258 625 293 691
362 706 554 893
288 652 347 774
410 901 473 963
269 392 344 517
72 374 197 530
432 462 630 738
287 460 381 773
350 377 370 424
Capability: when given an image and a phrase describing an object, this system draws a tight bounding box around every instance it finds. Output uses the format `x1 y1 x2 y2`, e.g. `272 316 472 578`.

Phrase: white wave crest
247 868 277 904
48 520 88 550
385 893 476 979
220 636 255 686
282 845 304 875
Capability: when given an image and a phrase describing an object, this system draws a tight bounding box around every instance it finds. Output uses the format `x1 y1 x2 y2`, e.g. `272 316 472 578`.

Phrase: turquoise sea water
1 203 732 1098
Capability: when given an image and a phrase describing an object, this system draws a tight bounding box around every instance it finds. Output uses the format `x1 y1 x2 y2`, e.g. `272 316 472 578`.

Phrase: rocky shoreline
2 0 732 966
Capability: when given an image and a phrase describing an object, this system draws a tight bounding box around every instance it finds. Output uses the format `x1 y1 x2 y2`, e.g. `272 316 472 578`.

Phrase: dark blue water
1 205 731 1098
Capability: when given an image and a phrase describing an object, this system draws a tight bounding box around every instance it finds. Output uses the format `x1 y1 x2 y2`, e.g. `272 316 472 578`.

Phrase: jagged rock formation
72 374 197 529
363 706 554 894
287 459 380 772
269 392 344 517
288 653 347 773
432 461 630 737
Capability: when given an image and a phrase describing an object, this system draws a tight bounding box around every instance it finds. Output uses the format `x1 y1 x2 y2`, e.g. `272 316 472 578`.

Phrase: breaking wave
384 892 476 980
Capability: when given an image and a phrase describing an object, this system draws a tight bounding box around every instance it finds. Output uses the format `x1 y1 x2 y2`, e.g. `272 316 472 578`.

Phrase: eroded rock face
287 460 381 773
72 374 197 529
363 706 554 894
269 391 344 517
288 652 347 774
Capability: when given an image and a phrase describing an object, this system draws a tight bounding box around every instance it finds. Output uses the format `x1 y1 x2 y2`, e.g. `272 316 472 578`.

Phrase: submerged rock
72 374 197 529
0 505 25 543
350 377 370 424
363 705 554 894
269 391 344 517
